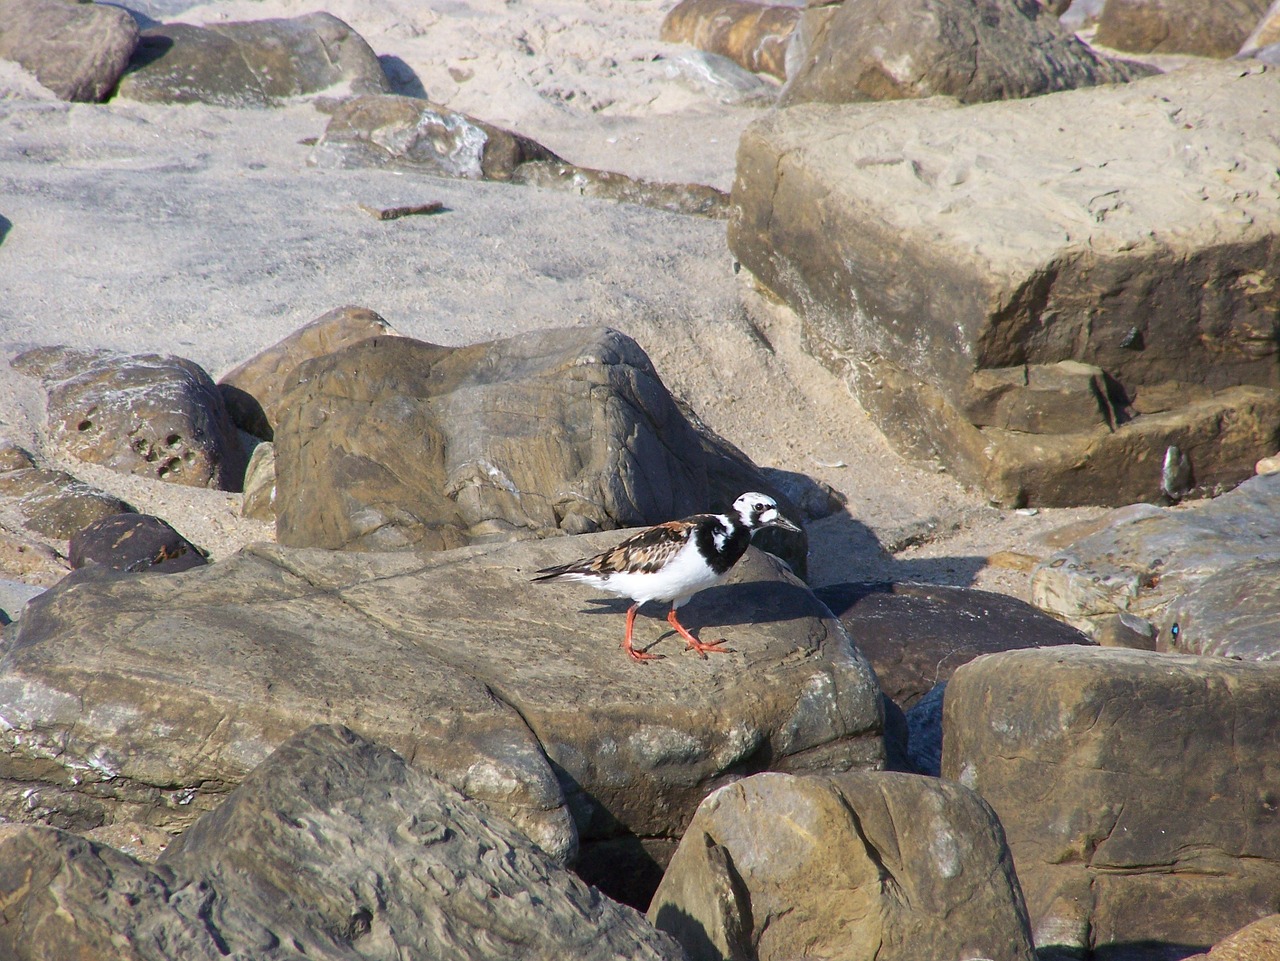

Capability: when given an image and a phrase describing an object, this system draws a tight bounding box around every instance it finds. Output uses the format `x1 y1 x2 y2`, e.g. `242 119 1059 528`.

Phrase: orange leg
667 608 732 658
623 603 660 662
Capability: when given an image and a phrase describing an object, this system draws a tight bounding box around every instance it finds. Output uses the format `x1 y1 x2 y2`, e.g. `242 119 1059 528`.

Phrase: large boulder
943 647 1280 958
0 534 882 907
1096 0 1271 58
0 0 138 102
271 326 806 574
1030 470 1280 654
731 63 1280 506
0 725 686 961
648 770 1034 961
780 0 1148 107
116 12 391 107
12 346 245 491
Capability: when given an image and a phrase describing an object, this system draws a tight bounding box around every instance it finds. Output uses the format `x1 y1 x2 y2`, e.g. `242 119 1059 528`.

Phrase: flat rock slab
1030 470 1280 657
943 647 1280 957
0 533 882 905
731 62 1280 506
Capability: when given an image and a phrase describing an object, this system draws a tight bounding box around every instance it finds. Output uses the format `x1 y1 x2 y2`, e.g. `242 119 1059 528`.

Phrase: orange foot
623 603 661 663
667 609 734 659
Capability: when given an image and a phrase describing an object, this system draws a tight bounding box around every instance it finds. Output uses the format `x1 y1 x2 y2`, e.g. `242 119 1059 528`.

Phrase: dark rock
816 581 1092 709
780 0 1150 107
218 305 397 441
12 346 245 491
731 63 1280 506
271 327 807 575
0 443 133 539
904 681 945 776
649 770 1035 961
69 513 207 574
0 0 139 101
943 647 1280 957
1096 0 1270 58
117 12 390 107
660 0 799 80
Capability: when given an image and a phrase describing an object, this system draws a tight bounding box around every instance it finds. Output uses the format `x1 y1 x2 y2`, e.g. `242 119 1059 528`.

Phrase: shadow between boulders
0 215 11 247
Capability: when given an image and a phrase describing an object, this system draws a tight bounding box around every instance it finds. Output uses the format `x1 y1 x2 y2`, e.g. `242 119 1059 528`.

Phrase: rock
1256 452 1280 474
0 525 68 589
1030 471 1280 648
1240 1 1280 58
815 581 1092 709
943 647 1280 958
0 534 883 907
0 0 139 102
0 726 686 961
731 63 1280 506
116 12 391 107
1184 915 1280 961
69 513 207 574
659 0 799 80
1161 558 1280 660
780 0 1149 107
648 770 1035 961
0 577 45 626
271 326 807 575
659 50 780 105
511 162 730 219
0 443 133 539
218 305 397 441
240 441 275 520
1096 0 1270 58
11 346 245 491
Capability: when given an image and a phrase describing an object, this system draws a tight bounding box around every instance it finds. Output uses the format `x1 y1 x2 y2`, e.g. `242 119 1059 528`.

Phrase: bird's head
732 492 801 533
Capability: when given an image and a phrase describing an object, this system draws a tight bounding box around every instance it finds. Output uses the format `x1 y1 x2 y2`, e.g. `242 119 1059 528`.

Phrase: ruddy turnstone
533 492 801 662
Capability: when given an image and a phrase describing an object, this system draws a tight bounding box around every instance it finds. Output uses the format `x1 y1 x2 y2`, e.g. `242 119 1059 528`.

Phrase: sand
0 0 1116 598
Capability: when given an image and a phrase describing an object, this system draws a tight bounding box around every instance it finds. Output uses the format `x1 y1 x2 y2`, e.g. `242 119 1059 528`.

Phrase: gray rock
0 442 133 539
1030 471 1280 649
12 346 245 491
0 725 687 961
943 647 1280 957
731 63 1280 506
780 0 1150 107
271 326 807 575
0 534 883 906
659 0 798 80
117 12 391 107
0 0 139 102
1096 0 1270 58
648 770 1034 961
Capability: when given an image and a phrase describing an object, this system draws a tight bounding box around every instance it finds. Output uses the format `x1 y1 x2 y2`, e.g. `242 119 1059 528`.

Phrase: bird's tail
531 563 573 581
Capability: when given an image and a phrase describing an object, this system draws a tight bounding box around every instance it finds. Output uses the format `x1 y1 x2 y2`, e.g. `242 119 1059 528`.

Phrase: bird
532 492 801 662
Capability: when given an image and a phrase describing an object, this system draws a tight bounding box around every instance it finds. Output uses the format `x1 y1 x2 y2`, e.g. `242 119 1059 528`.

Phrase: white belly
598 539 726 608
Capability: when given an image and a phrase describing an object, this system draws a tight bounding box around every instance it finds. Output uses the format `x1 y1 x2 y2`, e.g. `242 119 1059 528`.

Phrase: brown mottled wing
533 516 708 579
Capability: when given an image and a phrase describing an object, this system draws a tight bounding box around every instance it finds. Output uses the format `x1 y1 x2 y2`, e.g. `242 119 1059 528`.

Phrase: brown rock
0 458 133 540
1096 0 1270 58
0 0 139 101
68 513 207 574
943 647 1280 957
1240 1 1280 57
660 0 799 80
649 770 1035 961
1184 915 1280 961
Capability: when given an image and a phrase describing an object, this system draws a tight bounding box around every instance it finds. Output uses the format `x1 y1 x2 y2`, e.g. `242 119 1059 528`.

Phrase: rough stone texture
1241 1 1280 57
0 726 686 961
0 0 139 102
0 454 132 539
0 525 67 589
117 13 391 107
1184 915 1280 961
240 441 275 520
0 533 882 907
271 326 806 575
1030 471 1280 654
11 346 246 491
731 63 1280 506
943 647 1280 958
218 305 398 442
1096 0 1270 58
660 0 799 80
815 581 1092 709
780 0 1150 107
69 513 207 574
648 770 1034 961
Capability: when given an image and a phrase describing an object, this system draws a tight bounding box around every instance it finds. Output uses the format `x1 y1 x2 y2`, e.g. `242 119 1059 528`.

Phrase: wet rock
271 326 806 575
816 581 1092 709
219 305 397 442
780 0 1150 107
117 12 390 107
12 346 245 491
1096 0 1270 58
0 0 139 102
0 443 133 539
649 770 1034 961
660 0 799 80
0 535 882 907
731 63 1280 506
943 647 1280 958
69 513 207 574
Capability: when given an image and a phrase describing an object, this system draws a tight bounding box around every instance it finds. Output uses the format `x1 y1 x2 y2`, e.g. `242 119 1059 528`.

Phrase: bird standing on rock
533 492 801 662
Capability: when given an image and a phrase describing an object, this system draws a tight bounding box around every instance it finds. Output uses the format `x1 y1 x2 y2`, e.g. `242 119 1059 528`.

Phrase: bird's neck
695 514 753 575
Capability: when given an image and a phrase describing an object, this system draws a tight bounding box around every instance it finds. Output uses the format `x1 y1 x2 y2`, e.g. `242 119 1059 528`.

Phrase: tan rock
660 0 798 80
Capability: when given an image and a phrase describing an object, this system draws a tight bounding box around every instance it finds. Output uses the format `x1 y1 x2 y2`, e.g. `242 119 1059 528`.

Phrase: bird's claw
684 638 734 658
